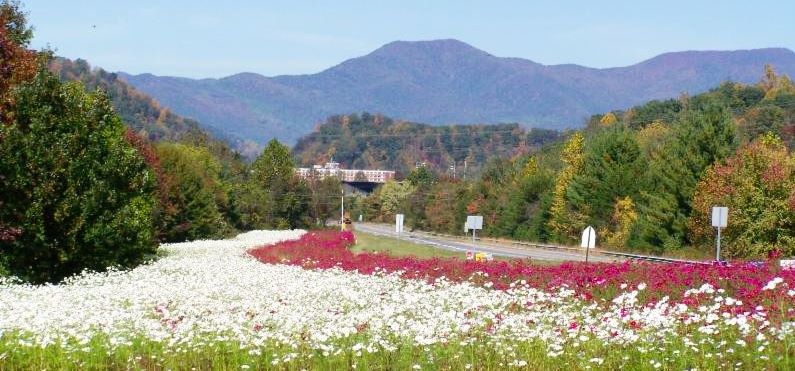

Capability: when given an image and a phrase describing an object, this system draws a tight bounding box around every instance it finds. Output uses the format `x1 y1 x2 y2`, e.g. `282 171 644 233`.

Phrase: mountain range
118 39 795 145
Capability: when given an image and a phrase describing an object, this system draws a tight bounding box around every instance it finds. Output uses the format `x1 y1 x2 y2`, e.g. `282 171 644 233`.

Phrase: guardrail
599 251 709 264
359 223 708 265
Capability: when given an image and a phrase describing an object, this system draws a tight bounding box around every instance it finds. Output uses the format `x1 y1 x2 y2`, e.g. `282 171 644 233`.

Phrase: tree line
349 67 795 259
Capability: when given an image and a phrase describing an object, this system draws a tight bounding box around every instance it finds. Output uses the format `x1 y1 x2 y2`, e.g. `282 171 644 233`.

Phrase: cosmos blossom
0 230 791 365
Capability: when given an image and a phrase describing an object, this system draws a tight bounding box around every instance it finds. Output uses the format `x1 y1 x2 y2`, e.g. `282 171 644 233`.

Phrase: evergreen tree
634 104 737 251
567 127 646 233
251 139 309 228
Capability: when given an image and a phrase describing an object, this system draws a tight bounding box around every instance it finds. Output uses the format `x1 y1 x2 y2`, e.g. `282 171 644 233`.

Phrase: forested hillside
50 58 260 159
351 67 795 259
293 113 562 176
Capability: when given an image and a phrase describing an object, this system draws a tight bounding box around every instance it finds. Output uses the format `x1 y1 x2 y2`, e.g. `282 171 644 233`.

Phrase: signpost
711 206 728 262
581 226 596 263
465 215 483 245
395 214 405 238
340 189 345 231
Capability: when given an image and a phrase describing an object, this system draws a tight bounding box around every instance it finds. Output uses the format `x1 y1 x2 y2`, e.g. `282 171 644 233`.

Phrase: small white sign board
466 215 483 230
395 214 404 233
581 226 596 249
711 207 728 228
781 259 795 270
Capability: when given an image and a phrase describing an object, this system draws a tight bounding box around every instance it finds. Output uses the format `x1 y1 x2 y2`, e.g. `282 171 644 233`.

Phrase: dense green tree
406 166 436 187
252 139 294 191
155 143 231 242
634 105 737 251
567 127 646 233
492 157 555 240
0 71 158 283
251 139 309 229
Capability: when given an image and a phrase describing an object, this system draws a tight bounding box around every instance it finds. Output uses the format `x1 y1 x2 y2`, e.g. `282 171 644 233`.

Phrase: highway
354 223 621 263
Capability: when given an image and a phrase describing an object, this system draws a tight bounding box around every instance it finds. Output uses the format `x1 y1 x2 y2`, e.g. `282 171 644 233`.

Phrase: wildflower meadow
0 230 793 370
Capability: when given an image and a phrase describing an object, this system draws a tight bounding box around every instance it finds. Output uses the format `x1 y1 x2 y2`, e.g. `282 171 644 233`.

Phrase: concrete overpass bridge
296 161 395 193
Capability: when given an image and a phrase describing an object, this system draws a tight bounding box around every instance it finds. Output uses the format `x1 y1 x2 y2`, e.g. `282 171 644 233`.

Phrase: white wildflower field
0 230 793 370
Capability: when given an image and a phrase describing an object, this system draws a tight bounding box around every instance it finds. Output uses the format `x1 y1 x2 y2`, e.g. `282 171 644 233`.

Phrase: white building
296 161 395 183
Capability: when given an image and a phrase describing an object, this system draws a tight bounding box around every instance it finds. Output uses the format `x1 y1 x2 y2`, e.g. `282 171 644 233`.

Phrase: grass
1 330 791 370
351 231 465 259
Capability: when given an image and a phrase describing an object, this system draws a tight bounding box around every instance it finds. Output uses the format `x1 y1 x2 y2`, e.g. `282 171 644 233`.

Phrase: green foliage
634 104 737 251
378 181 415 217
252 139 294 190
299 67 795 257
251 139 310 229
0 71 158 283
689 135 795 258
154 143 231 242
493 157 555 240
406 166 436 187
567 127 646 233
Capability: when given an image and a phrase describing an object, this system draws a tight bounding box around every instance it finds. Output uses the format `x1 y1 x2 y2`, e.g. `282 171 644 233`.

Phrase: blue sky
24 0 795 78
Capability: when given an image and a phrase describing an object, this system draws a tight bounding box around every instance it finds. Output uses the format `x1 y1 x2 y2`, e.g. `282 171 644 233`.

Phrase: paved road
354 223 620 263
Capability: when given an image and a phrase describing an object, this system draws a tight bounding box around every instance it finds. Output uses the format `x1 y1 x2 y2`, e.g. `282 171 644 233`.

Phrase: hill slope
119 40 795 145
50 58 259 158
292 112 562 176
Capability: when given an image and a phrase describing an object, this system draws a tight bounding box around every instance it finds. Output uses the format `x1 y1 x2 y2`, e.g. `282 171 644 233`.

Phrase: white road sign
711 207 728 228
466 215 483 230
581 226 596 249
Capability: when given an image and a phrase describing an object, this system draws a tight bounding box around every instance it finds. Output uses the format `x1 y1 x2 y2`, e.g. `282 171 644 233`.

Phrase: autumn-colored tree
0 0 38 124
689 134 795 258
547 133 585 241
759 64 795 100
599 112 618 127
602 196 638 249
378 180 415 217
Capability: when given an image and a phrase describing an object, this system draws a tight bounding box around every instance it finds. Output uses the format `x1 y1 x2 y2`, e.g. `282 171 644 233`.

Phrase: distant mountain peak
120 42 795 145
369 39 492 58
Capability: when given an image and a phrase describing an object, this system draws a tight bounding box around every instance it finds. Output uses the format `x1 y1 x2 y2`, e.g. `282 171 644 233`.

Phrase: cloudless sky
23 0 795 78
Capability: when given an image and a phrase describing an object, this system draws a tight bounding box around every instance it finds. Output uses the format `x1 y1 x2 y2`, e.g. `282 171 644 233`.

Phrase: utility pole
450 161 456 179
463 160 467 181
340 188 345 231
